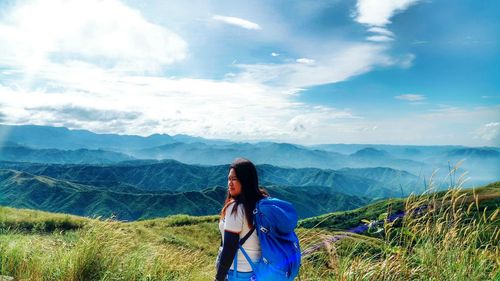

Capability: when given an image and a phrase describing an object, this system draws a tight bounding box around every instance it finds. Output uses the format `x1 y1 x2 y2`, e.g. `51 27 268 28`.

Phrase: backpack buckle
260 226 268 233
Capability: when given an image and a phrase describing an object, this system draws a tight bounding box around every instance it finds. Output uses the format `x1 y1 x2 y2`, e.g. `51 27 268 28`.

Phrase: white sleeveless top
219 201 261 272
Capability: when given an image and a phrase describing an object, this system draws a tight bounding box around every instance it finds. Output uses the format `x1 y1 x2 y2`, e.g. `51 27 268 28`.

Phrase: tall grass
298 181 499 280
0 182 498 280
0 219 212 280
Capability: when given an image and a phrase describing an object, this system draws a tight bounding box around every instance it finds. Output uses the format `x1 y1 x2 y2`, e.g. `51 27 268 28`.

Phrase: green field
1 182 498 280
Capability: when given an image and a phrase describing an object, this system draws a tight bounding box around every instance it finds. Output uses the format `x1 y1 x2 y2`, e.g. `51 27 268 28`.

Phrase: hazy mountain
424 148 500 185
345 148 428 176
0 169 368 220
1 124 497 186
133 142 347 168
350 148 391 159
338 167 421 196
0 143 135 164
0 160 408 198
310 144 467 160
445 148 500 159
0 124 229 152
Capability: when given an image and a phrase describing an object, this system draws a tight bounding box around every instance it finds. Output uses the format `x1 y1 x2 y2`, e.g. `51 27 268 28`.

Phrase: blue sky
0 0 498 146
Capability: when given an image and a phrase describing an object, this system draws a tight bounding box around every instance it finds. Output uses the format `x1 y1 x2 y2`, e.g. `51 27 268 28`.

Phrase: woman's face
227 168 242 197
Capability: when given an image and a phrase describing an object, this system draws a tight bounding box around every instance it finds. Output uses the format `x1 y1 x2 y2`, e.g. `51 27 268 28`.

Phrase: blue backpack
235 197 301 280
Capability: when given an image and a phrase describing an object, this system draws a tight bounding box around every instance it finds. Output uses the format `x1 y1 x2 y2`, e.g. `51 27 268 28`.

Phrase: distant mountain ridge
446 148 500 158
0 143 134 164
0 124 498 186
134 141 347 169
0 124 230 152
0 160 418 198
350 148 391 158
0 169 368 220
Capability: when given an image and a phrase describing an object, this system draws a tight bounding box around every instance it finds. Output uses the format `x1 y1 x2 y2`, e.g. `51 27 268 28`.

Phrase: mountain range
0 142 134 164
0 160 418 198
0 168 368 220
1 124 498 186
0 124 498 221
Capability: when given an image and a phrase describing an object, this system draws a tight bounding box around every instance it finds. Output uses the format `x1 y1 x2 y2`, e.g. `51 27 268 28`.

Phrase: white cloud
212 15 261 30
485 122 500 127
296 106 500 146
0 0 187 74
475 122 500 144
2 0 489 146
1 80 498 146
296 58 315 64
367 27 394 37
395 94 426 102
271 52 280 57
354 0 421 27
0 0 374 143
355 0 420 45
399 53 416 68
366 27 394 42
0 73 357 141
236 43 396 88
366 35 394 42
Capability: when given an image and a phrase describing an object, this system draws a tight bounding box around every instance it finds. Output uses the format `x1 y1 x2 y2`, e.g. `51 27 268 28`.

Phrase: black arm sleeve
215 231 240 281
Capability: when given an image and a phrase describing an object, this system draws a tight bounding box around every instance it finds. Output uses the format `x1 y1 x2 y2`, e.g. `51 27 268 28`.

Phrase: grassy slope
299 181 499 230
0 208 221 280
0 182 498 280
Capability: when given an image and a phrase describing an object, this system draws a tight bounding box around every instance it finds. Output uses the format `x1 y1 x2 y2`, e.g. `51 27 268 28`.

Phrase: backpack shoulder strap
239 226 255 246
233 226 257 272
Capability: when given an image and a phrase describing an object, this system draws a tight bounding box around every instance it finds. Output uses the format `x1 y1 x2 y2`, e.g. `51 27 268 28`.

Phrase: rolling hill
1 123 497 189
0 142 134 164
0 160 417 198
0 169 369 220
299 181 500 231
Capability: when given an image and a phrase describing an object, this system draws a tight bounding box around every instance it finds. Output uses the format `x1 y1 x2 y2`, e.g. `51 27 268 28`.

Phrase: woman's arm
214 230 240 281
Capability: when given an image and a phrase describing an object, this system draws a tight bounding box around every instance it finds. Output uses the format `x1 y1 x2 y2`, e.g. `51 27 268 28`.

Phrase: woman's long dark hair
220 158 268 227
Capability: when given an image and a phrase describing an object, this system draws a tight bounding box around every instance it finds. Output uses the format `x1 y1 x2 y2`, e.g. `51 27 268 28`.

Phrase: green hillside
0 160 399 198
0 169 368 220
2 124 498 187
0 182 498 280
299 181 499 231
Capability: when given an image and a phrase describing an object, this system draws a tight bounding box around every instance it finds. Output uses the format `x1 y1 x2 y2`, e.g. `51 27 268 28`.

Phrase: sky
0 0 499 146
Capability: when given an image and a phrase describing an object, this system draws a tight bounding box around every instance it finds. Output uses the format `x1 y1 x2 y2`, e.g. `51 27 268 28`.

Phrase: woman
215 158 268 281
